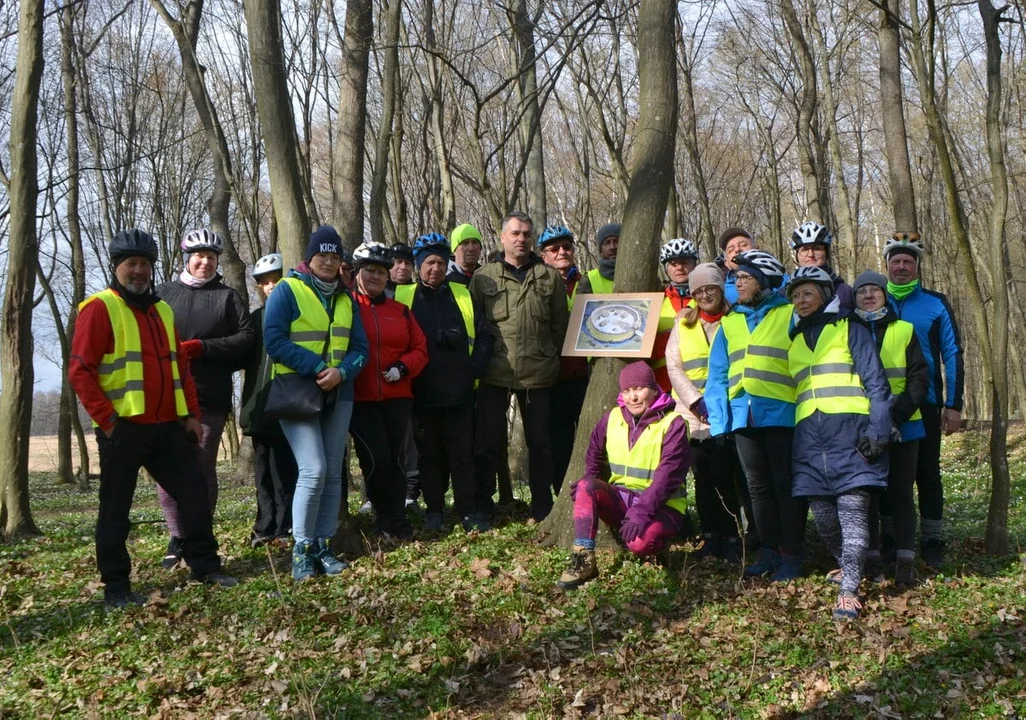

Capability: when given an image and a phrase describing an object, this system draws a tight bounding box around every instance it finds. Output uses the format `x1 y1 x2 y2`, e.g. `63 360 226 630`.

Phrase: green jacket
469 255 570 389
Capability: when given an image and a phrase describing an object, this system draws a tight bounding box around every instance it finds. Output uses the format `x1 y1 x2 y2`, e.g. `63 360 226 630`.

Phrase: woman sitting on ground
557 362 691 591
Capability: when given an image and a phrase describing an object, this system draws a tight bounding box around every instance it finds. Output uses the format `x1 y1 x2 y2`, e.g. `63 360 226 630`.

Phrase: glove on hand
382 366 402 383
619 518 646 544
689 398 709 423
179 339 204 361
857 436 887 462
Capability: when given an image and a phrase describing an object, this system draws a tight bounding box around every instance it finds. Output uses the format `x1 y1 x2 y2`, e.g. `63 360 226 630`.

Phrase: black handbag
263 336 329 421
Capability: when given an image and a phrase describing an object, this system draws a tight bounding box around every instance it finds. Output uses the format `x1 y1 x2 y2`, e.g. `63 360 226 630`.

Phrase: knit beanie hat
854 269 887 293
687 263 725 294
619 361 660 392
716 227 752 251
305 225 342 263
415 245 450 270
595 223 621 247
450 223 483 252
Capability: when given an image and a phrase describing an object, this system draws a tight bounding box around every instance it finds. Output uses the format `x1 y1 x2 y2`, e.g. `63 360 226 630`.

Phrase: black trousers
875 439 920 553
475 383 555 521
96 421 220 592
916 405 944 527
351 398 412 532
734 426 806 556
414 403 485 517
252 434 298 539
549 376 589 491
690 438 742 539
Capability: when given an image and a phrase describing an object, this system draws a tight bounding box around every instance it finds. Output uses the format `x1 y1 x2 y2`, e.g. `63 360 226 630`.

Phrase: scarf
311 274 339 297
179 269 217 288
699 308 725 324
855 307 889 323
887 279 919 300
597 257 616 281
670 282 690 298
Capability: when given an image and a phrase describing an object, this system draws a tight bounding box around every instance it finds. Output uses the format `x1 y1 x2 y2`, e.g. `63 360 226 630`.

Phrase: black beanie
717 227 752 251
305 225 342 263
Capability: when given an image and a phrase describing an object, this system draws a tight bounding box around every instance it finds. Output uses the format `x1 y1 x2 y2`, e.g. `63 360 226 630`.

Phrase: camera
436 327 463 349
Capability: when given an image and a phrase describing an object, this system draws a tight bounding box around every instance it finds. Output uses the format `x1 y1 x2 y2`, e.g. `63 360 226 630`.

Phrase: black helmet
109 229 158 265
391 243 414 263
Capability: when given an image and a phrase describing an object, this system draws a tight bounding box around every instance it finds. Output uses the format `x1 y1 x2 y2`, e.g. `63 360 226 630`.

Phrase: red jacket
652 287 691 392
353 292 429 401
68 289 202 433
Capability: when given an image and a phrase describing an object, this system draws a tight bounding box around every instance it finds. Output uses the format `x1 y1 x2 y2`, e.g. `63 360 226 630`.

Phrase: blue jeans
281 398 354 544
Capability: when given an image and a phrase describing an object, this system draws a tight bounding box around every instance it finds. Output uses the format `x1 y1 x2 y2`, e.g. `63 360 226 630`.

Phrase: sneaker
313 538 349 576
462 514 491 533
292 542 319 582
161 537 183 570
771 554 802 582
250 533 274 549
832 593 862 621
556 546 598 591
405 497 418 509
357 501 374 515
744 548 781 577
423 511 444 531
104 589 146 610
191 571 239 588
895 559 919 588
921 539 944 570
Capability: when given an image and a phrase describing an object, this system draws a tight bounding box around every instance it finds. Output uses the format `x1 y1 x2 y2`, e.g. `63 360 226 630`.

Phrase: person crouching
556 362 691 591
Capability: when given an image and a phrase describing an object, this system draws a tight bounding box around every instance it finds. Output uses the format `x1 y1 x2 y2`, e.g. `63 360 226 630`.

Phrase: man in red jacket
69 229 236 609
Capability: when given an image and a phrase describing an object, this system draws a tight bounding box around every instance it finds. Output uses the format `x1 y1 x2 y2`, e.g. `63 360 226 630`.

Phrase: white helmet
786 265 834 297
352 241 394 269
181 228 224 255
253 253 283 278
790 221 833 250
883 232 924 262
659 238 699 264
733 249 786 288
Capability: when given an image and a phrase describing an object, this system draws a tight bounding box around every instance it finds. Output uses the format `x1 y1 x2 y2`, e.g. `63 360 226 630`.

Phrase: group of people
69 213 962 621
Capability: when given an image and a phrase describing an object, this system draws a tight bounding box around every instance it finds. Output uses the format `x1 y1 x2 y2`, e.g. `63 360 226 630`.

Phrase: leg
281 416 328 545
473 384 509 513
625 506 684 557
95 426 144 593
380 398 414 530
808 497 843 563
413 407 447 514
252 437 276 539
440 404 476 518
549 376 588 491
572 477 630 546
890 440 920 559
350 403 392 530
763 427 804 557
916 405 944 546
196 410 228 513
311 399 353 540
516 387 555 521
403 416 421 502
270 436 298 537
836 491 871 595
734 430 780 551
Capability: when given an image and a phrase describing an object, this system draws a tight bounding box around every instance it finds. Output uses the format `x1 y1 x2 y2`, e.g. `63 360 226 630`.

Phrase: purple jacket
584 391 691 523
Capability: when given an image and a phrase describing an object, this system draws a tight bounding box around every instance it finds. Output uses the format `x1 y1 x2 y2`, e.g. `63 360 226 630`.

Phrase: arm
704 326 732 436
397 306 430 378
338 294 368 381
892 330 929 427
263 281 324 377
937 294 964 412
848 321 891 443
174 327 202 418
469 294 495 377
627 415 690 523
665 319 704 409
200 288 256 365
68 300 119 433
583 411 612 481
576 272 593 295
549 270 570 354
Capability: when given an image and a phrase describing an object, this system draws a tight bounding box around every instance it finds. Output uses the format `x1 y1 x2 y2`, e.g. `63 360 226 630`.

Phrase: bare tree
878 0 918 232
369 0 401 244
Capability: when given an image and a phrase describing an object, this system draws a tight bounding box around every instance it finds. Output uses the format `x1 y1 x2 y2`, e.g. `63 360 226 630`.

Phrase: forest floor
1 430 1025 718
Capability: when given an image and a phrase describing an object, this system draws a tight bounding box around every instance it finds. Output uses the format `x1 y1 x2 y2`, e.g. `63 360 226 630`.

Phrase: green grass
1 432 1025 718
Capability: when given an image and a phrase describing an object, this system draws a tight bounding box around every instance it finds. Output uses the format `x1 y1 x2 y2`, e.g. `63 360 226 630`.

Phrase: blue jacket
789 303 891 497
889 284 963 411
707 292 795 435
723 270 739 305
263 269 369 401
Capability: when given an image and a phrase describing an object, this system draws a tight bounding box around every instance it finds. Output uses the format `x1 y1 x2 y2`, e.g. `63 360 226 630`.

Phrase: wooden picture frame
561 292 665 358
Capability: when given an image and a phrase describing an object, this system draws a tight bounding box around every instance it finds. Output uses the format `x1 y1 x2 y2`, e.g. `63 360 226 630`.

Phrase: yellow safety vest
605 408 688 515
788 319 870 423
651 295 692 374
586 268 615 295
720 304 796 403
880 320 922 422
394 282 475 353
675 317 711 392
78 289 188 420
273 277 353 376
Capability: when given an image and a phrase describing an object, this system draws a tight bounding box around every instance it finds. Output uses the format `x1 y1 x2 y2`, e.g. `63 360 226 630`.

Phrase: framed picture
561 292 665 358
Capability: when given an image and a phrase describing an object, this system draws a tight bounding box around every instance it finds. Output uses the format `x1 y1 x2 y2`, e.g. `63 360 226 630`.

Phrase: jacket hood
616 389 676 420
733 289 790 319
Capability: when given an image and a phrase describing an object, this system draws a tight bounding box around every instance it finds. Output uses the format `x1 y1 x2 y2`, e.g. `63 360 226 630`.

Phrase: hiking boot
864 553 884 582
462 513 491 533
832 592 862 621
744 548 781 577
250 533 274 549
921 539 944 570
292 542 319 582
423 511 444 531
313 538 349 576
191 571 239 588
556 546 598 591
771 554 802 582
104 589 146 610
716 537 742 563
161 537 183 570
895 559 919 588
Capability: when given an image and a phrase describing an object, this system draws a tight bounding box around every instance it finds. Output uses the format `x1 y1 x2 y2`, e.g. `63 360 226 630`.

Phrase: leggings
573 478 682 556
690 438 742 539
158 409 227 537
916 405 943 540
734 427 806 556
809 490 870 595
872 440 919 556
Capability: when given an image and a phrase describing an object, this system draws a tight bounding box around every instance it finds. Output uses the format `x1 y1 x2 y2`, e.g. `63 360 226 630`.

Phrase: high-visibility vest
272 277 353 376
650 295 688 372
675 317 712 392
606 408 688 515
586 268 615 295
78 289 188 420
788 319 870 422
720 304 796 403
395 282 475 352
880 320 922 422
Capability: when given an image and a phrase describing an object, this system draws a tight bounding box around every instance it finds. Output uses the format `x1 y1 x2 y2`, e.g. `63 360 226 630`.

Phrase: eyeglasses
855 286 883 296
734 273 757 285
692 286 720 298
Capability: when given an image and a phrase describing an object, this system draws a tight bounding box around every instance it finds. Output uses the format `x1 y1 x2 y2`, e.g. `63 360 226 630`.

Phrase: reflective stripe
692 378 706 390
98 351 144 375
728 349 746 364
796 386 867 405
291 330 328 342
330 327 351 339
884 367 905 379
794 363 855 384
106 380 146 401
607 463 655 481
745 369 796 387
728 373 742 388
746 344 789 361
682 357 707 371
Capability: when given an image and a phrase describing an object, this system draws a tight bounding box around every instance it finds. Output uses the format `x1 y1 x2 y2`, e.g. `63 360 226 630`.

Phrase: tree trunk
0 0 44 538
423 0 455 231
511 0 546 222
677 38 714 258
332 0 372 251
780 0 823 222
539 0 677 548
878 0 918 232
244 0 312 268
369 0 401 245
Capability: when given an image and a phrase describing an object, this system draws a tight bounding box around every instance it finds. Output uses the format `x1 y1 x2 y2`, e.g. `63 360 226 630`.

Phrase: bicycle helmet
733 249 786 289
352 242 394 270
391 243 414 263
537 225 574 249
180 228 224 255
790 221 833 250
786 265 834 297
412 233 450 258
253 253 284 278
109 228 159 265
659 238 699 264
883 232 924 262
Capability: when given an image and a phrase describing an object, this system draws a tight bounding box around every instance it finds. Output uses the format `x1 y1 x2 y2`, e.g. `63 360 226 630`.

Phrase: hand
184 417 202 444
179 339 204 361
619 518 645 544
678 305 699 327
382 366 402 383
569 478 580 501
941 408 961 435
103 421 117 439
857 435 887 462
889 426 903 445
316 367 343 391
689 398 709 424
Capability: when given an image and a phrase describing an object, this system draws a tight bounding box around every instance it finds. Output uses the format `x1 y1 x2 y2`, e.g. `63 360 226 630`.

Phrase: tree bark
332 0 372 251
677 35 714 258
780 0 823 222
878 0 918 232
369 0 401 245
244 0 312 268
539 0 677 548
423 0 455 231
511 0 546 222
0 0 44 537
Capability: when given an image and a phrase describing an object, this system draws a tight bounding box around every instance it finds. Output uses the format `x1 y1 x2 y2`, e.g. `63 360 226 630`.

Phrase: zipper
372 302 382 399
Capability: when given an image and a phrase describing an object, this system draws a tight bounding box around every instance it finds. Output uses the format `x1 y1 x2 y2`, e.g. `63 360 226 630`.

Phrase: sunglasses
892 232 921 242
